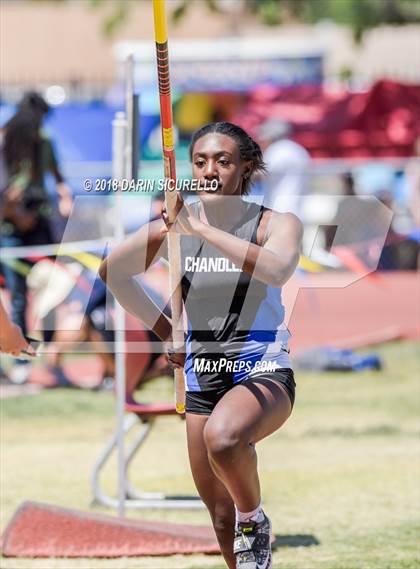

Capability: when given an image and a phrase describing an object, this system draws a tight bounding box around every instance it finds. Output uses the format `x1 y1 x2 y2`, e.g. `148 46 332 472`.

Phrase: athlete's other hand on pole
161 193 205 236
165 342 186 369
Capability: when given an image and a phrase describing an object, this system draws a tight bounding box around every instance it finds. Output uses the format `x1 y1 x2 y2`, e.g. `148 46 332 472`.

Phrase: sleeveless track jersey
180 200 291 392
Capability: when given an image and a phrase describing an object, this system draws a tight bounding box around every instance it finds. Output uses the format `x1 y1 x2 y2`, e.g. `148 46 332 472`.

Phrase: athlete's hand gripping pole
153 0 185 414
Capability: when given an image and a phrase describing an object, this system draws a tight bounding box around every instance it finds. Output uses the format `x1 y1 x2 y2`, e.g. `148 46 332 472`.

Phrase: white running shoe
9 364 31 385
234 511 272 569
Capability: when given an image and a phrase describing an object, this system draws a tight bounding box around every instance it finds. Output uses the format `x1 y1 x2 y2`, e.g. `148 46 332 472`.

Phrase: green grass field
1 341 419 569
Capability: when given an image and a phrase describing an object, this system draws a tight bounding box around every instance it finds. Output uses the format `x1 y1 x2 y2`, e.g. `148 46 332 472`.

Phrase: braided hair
189 122 266 195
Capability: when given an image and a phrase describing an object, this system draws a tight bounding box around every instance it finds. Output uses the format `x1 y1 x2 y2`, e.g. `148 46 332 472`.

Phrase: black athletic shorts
185 368 296 415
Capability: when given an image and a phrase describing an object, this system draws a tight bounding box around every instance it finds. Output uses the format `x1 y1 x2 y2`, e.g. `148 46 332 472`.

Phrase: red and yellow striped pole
153 0 185 414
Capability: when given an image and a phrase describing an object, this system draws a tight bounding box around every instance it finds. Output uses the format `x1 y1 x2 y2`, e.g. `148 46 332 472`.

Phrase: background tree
47 0 419 41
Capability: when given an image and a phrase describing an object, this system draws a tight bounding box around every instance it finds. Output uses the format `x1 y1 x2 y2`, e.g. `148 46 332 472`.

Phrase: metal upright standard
91 53 203 512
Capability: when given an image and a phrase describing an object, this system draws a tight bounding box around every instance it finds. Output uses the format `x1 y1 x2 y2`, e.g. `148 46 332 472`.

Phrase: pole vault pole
153 0 185 414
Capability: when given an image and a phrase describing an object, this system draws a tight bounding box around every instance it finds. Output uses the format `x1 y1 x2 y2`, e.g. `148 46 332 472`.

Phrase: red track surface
284 271 419 353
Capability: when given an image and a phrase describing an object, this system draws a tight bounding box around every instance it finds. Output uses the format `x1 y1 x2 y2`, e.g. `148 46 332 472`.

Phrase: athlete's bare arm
256 209 303 284
99 218 172 341
170 203 303 287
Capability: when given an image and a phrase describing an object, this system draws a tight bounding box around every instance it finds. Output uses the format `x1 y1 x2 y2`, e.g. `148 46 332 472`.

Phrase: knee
213 511 234 538
208 504 235 541
204 421 246 463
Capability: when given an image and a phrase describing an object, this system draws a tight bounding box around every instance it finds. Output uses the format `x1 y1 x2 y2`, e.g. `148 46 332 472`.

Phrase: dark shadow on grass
272 534 320 549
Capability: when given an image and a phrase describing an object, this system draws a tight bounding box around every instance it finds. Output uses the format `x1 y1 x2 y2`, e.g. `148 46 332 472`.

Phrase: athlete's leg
186 413 236 569
203 377 292 513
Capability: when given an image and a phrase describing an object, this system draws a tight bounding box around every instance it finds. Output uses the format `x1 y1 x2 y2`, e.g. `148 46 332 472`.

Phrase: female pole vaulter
100 121 302 569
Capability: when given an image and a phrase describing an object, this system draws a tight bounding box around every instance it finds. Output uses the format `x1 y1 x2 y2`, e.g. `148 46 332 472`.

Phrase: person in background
258 118 310 218
324 172 392 269
326 172 418 271
375 190 419 271
27 259 171 398
18 92 73 219
324 172 358 250
0 92 72 384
